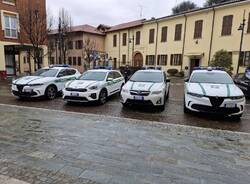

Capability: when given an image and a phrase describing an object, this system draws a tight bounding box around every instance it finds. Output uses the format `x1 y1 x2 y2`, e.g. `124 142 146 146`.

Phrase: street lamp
236 11 246 74
129 35 135 66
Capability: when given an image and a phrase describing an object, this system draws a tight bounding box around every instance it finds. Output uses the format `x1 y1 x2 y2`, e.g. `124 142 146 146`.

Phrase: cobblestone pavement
0 79 250 133
0 104 250 184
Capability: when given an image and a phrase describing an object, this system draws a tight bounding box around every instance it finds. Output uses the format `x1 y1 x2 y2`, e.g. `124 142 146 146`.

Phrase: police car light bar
142 66 162 70
50 64 70 68
94 66 112 70
193 66 225 71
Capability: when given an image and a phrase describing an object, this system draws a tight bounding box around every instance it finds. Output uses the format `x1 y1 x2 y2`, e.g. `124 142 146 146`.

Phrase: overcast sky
47 0 205 27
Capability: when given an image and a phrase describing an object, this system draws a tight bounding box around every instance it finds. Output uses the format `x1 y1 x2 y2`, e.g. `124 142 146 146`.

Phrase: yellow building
104 0 250 74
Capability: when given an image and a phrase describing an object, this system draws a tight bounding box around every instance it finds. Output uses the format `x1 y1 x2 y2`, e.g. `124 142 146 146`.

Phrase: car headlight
230 95 245 100
89 86 98 90
187 92 204 98
122 89 129 93
28 83 44 87
151 91 162 95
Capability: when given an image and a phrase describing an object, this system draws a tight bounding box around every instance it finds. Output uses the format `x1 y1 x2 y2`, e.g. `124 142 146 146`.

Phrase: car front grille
191 104 240 114
209 97 225 107
64 96 88 102
65 88 87 92
16 85 25 92
126 99 153 105
130 90 150 96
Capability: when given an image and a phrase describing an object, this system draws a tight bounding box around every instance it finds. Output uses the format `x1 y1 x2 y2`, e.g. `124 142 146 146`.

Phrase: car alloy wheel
46 86 57 100
99 90 107 105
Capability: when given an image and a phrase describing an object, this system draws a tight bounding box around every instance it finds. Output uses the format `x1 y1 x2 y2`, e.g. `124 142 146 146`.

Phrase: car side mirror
184 78 189 82
57 74 64 78
107 78 114 82
166 79 170 83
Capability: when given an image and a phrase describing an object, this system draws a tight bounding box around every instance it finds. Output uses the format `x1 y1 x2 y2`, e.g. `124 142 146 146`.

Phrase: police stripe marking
198 83 206 95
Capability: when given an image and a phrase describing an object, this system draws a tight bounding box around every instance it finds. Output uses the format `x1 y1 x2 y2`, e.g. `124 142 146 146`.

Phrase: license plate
71 92 79 97
225 103 236 108
24 89 33 93
134 96 144 100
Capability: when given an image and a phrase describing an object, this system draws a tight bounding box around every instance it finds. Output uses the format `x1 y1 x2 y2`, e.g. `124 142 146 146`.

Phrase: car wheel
122 103 129 108
98 89 107 105
45 85 57 100
166 89 169 100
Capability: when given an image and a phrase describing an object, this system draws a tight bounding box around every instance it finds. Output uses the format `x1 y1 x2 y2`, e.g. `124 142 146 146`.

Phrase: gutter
119 31 121 67
181 14 187 71
208 8 215 65
155 20 159 67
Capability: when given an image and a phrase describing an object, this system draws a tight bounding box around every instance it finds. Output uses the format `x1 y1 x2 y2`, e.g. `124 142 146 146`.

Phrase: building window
157 55 167 66
75 40 83 49
149 29 155 44
247 13 250 33
161 26 168 42
174 24 182 41
77 57 81 66
221 15 233 36
23 56 26 64
146 55 155 65
240 51 250 66
4 14 18 38
170 54 182 66
122 33 127 46
73 57 77 65
113 34 117 47
68 41 73 50
194 20 203 39
122 54 126 64
136 31 141 45
68 57 72 65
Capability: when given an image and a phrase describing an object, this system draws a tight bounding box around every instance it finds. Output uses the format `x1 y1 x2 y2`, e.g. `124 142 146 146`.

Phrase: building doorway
190 59 200 75
133 52 143 67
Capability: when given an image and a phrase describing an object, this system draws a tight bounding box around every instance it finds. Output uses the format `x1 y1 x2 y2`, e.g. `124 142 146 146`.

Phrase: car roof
88 69 118 72
192 70 226 74
137 69 163 73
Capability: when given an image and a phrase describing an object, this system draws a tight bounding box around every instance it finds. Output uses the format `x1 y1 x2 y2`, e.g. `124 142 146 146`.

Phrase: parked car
63 69 125 104
12 66 80 100
120 69 170 110
184 67 246 118
234 73 250 98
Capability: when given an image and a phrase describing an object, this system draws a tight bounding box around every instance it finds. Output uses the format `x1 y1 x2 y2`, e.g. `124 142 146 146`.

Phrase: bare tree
57 8 73 64
82 37 97 70
18 0 53 71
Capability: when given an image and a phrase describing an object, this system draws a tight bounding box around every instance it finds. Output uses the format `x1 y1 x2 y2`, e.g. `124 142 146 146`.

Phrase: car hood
187 83 244 97
124 81 163 91
13 76 54 85
67 80 101 89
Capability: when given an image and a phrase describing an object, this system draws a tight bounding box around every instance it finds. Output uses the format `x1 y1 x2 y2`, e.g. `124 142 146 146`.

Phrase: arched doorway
133 52 143 67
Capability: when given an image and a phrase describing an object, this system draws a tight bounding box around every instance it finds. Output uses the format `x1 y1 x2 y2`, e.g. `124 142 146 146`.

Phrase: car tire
45 85 57 100
98 89 107 105
158 95 166 111
166 89 169 100
122 103 129 108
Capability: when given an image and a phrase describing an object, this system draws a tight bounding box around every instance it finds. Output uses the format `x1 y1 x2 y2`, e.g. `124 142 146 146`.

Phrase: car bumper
121 92 164 106
185 94 245 116
11 85 45 98
63 89 100 102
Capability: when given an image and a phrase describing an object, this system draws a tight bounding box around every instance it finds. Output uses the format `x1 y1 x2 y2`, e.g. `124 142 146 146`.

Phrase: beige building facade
104 0 250 74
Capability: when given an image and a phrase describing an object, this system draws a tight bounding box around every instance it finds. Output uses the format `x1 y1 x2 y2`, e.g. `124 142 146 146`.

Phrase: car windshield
79 71 107 81
130 72 163 83
33 69 58 77
190 72 233 84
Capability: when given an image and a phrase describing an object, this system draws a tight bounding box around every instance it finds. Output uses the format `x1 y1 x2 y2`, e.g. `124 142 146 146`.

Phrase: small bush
167 69 178 76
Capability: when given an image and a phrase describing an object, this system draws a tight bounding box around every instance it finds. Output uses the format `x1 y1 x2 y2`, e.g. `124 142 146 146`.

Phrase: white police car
12 66 80 100
120 70 170 110
63 69 125 104
184 67 246 118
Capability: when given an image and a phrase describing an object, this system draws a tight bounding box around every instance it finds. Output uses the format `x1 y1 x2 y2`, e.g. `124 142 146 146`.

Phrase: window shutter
175 24 182 41
247 13 250 33
222 15 233 36
194 20 203 39
161 26 168 42
122 33 127 46
149 29 155 43
136 31 141 45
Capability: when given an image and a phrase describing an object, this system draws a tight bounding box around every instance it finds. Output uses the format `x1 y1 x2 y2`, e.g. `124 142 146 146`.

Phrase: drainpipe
119 31 121 68
181 14 187 71
208 8 215 65
127 29 130 66
155 20 159 67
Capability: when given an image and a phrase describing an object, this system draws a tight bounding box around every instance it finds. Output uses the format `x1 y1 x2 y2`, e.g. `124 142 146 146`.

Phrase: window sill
2 1 16 6
4 36 18 39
